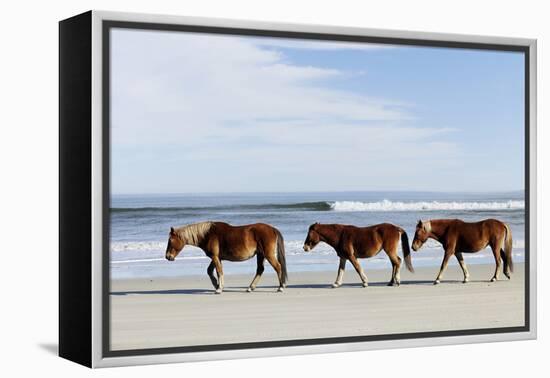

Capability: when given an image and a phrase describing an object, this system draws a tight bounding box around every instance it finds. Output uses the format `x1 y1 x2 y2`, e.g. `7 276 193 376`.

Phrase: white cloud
110 29 460 193
258 63 342 81
111 30 409 145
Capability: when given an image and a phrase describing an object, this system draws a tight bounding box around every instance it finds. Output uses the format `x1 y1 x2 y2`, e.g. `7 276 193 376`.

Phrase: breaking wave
111 238 525 255
111 199 523 214
329 199 524 212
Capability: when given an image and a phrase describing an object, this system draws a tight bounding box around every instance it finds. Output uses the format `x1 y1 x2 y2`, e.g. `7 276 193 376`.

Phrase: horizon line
111 189 525 196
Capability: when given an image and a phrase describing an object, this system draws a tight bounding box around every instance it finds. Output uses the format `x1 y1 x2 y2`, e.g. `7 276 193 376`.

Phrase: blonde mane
175 222 214 246
424 220 432 234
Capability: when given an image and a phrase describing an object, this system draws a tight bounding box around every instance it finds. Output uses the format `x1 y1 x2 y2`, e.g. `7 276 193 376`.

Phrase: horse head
303 222 321 252
165 227 185 261
412 220 431 251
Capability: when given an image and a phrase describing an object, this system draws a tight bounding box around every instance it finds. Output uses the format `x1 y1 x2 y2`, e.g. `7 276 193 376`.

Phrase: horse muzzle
165 254 175 261
303 245 311 252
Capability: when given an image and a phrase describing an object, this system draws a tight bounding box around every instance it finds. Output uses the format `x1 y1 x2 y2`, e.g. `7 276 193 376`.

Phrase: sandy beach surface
110 263 525 351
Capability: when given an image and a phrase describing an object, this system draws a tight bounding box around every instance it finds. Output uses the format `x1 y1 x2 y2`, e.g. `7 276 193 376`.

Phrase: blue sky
111 29 525 194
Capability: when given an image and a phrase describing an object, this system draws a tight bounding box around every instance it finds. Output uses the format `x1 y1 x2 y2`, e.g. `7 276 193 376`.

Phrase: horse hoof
362 282 369 288
490 278 497 282
277 287 284 293
246 287 254 293
215 289 222 294
462 279 469 284
332 283 341 288
434 280 440 285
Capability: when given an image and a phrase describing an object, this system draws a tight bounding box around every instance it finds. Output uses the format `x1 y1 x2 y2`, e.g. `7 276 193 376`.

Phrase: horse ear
417 220 423 227
170 227 175 235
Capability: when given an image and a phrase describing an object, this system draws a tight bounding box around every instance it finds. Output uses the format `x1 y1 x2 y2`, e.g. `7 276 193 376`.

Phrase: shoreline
110 263 525 351
110 249 526 281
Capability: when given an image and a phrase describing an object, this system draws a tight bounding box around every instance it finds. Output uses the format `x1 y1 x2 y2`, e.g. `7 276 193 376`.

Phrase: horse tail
275 228 288 286
400 228 414 273
503 223 514 273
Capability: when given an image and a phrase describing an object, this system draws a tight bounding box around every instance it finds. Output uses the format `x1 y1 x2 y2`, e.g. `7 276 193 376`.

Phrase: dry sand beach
110 263 525 351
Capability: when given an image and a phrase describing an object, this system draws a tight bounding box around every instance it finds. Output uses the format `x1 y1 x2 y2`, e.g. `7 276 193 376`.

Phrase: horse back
447 219 506 252
209 222 277 259
345 223 401 237
341 223 400 257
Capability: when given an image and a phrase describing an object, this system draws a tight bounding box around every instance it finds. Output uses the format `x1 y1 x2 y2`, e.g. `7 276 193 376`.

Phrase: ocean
110 191 525 280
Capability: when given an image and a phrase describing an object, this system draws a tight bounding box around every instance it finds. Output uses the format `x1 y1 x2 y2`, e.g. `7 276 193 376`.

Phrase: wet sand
110 263 525 351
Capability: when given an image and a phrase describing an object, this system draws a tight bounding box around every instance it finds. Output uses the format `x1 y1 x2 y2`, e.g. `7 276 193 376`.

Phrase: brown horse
165 221 287 294
303 223 414 287
411 219 513 284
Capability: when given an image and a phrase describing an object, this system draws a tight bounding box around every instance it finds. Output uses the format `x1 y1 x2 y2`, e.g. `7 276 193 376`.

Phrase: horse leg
265 254 285 292
247 254 265 292
455 252 470 283
490 240 503 282
332 258 346 288
348 255 368 287
434 249 454 285
207 261 218 289
387 254 402 286
212 256 224 294
501 249 511 279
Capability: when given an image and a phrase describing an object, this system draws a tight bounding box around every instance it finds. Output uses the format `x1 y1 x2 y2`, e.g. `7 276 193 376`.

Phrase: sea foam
111 238 525 255
329 199 524 212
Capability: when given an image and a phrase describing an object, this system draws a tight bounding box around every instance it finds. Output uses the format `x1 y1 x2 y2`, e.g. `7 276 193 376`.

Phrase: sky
110 28 525 194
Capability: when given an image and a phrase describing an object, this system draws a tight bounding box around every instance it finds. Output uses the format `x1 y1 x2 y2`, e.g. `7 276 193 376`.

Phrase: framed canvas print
59 10 537 368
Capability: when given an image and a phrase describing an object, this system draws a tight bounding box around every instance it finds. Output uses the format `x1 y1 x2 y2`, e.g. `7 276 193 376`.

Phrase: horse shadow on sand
111 288 236 296
109 278 493 296
111 286 291 296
